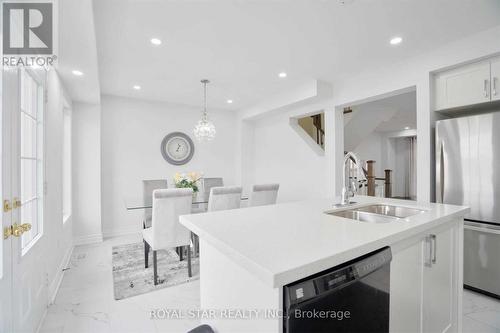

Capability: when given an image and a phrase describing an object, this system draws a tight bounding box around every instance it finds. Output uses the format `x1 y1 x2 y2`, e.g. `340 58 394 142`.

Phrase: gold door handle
13 198 22 209
12 223 31 237
3 200 12 212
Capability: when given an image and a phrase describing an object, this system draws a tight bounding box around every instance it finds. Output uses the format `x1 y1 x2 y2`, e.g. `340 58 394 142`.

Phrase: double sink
325 204 427 223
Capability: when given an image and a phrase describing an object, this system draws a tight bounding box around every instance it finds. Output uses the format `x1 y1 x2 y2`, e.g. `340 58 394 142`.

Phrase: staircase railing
311 114 324 146
348 159 392 198
366 160 392 198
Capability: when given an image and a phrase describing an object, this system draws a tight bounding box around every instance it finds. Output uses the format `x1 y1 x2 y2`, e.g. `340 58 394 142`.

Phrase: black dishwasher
283 247 392 333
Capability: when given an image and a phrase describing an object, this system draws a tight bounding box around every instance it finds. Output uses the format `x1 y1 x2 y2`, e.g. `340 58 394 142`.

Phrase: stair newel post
367 160 376 196
384 169 392 198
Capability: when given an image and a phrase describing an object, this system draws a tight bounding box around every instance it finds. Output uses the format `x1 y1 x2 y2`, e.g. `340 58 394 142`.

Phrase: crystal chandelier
194 79 216 142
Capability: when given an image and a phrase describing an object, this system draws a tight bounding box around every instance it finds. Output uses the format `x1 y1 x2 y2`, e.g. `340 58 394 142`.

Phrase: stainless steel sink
325 204 427 223
327 210 398 223
355 204 426 218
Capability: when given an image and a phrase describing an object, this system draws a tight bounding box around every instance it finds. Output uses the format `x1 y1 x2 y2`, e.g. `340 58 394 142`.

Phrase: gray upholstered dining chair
142 188 193 285
207 186 242 212
192 177 224 213
249 184 280 207
142 179 168 228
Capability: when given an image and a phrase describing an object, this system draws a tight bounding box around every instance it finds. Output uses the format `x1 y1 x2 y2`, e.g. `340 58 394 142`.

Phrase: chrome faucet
340 151 362 205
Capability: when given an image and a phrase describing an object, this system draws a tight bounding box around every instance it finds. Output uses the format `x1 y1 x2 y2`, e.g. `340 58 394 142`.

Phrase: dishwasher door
283 247 392 333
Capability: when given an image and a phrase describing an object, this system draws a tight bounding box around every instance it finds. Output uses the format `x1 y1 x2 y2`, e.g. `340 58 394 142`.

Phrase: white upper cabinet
491 56 500 102
434 60 491 111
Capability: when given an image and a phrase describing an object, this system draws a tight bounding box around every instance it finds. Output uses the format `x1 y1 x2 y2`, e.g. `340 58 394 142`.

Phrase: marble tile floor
39 234 201 333
40 234 500 333
463 288 500 332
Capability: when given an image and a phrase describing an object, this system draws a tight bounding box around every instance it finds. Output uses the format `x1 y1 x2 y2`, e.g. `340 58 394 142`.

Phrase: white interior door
1 67 48 333
0 63 14 333
12 68 48 333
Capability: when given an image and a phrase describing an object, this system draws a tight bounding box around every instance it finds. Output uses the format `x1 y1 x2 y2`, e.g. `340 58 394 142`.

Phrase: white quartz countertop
180 196 469 288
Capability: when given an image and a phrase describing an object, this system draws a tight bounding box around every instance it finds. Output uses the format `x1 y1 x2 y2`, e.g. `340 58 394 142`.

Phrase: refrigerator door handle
436 140 445 203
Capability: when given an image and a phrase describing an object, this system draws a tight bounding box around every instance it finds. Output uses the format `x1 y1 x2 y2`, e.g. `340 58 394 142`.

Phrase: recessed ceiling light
72 70 83 76
227 99 233 104
133 85 141 90
404 126 410 130
278 72 287 78
390 37 403 45
150 38 162 46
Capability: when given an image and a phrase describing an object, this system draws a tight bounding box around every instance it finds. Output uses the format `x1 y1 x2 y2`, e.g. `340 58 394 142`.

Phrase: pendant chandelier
193 79 216 142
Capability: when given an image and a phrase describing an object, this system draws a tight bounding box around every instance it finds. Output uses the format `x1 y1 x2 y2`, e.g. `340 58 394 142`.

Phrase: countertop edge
180 200 469 289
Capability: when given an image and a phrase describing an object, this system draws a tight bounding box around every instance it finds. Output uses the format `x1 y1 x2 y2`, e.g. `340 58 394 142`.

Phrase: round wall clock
160 132 195 165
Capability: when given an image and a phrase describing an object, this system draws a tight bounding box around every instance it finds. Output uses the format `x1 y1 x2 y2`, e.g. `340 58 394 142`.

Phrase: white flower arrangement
174 172 202 193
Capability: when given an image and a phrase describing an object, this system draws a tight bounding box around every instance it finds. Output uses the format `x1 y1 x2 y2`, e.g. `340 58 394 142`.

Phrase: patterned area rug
112 242 199 300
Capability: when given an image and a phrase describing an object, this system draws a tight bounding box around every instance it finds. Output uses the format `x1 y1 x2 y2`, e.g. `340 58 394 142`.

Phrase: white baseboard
102 226 140 239
48 243 74 304
73 233 104 246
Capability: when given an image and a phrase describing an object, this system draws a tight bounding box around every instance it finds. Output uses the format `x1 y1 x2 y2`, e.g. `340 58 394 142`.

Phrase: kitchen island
180 196 469 333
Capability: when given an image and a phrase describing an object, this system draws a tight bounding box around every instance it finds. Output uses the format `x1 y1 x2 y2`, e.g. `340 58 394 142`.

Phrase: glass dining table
124 195 248 211
124 194 248 257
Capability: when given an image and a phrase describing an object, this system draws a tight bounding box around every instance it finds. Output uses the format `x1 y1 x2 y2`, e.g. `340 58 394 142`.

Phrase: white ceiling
368 91 417 132
66 0 500 108
58 0 100 104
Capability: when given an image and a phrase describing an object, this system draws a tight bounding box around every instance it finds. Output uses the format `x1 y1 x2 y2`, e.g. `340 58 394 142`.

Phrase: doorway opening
343 89 417 200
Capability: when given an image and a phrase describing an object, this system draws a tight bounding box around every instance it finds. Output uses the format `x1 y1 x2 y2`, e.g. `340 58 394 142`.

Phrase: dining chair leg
187 245 192 278
153 250 158 285
144 240 150 268
179 246 184 261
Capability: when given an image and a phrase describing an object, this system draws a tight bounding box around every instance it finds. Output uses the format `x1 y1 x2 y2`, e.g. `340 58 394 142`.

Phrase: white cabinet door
390 239 425 333
422 228 454 333
491 57 500 102
434 60 491 110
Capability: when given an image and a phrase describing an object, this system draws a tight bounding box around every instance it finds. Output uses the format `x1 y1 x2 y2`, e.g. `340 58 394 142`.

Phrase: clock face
167 137 190 161
161 132 195 165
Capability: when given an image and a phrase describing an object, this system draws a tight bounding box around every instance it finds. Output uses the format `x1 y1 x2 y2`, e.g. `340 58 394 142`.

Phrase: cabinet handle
431 234 437 264
425 235 432 267
484 79 489 98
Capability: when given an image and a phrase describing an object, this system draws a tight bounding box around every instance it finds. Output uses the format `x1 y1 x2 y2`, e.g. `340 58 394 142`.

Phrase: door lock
13 198 22 209
3 200 12 212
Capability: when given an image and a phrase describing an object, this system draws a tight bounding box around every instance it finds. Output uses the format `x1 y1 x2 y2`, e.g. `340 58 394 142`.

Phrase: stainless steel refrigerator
436 112 500 298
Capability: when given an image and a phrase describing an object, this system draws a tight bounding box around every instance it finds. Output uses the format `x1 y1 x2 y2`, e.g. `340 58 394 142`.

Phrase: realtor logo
3 2 53 55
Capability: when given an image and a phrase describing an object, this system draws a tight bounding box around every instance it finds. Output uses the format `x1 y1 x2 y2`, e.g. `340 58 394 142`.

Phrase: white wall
352 132 383 175
43 69 74 301
72 102 102 244
100 95 238 237
244 101 331 202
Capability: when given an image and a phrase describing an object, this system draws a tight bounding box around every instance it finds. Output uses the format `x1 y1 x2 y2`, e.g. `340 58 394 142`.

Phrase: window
20 69 44 250
62 108 71 222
